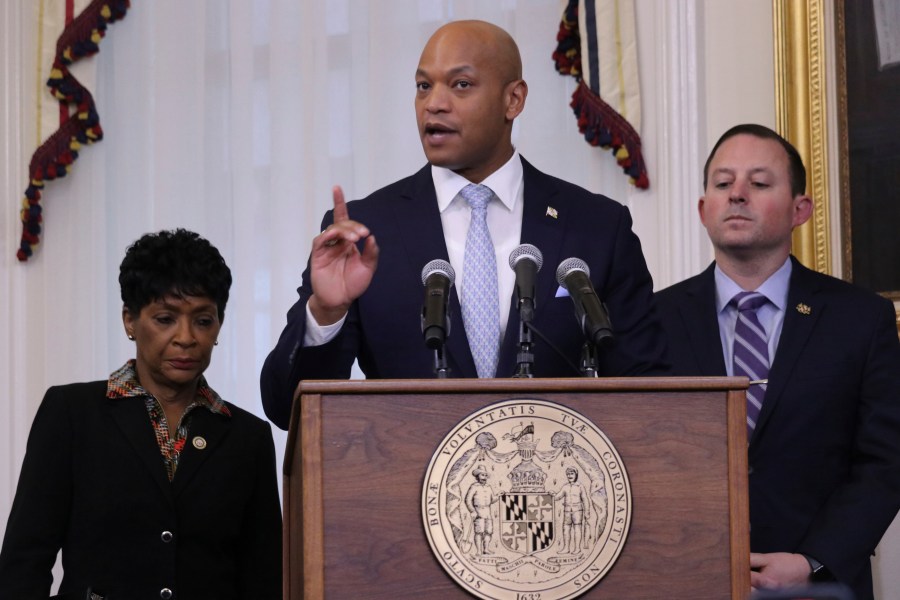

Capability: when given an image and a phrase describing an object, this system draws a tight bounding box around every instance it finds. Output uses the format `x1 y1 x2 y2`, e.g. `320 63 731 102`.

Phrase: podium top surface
297 376 749 396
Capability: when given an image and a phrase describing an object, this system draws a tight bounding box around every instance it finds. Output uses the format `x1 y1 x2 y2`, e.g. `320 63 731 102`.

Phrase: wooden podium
284 377 751 599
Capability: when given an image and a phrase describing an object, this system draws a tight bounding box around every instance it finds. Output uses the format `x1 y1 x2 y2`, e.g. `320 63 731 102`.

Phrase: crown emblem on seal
422 399 632 600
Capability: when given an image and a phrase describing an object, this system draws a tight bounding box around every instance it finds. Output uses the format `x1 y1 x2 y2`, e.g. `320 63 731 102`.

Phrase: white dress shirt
304 151 525 346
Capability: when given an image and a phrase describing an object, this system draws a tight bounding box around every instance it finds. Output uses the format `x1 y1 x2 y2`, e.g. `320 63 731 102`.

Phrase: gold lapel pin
192 436 207 450
545 206 558 219
796 303 811 315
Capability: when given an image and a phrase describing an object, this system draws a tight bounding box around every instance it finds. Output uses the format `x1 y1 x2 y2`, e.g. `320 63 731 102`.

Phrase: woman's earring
214 340 219 346
127 334 135 341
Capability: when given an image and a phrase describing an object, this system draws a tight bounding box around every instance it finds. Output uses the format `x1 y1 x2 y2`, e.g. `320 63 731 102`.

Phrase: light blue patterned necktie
460 183 500 378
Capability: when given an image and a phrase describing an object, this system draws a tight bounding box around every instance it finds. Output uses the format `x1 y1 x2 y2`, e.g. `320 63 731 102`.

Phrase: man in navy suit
260 20 668 430
655 124 900 598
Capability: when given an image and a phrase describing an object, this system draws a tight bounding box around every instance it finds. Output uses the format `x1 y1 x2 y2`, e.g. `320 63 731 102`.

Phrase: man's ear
505 79 528 121
792 194 813 228
697 197 707 226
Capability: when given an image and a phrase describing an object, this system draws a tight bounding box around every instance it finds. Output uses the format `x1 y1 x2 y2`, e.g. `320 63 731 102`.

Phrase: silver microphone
509 244 543 323
421 260 455 349
556 257 614 347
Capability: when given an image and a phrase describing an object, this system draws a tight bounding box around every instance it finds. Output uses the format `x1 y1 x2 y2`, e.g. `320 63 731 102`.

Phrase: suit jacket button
748 466 754 475
161 530 174 543
160 588 173 599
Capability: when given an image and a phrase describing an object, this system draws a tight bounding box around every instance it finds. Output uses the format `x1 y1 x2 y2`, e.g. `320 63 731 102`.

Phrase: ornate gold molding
775 1 900 336
773 0 831 274
834 0 852 282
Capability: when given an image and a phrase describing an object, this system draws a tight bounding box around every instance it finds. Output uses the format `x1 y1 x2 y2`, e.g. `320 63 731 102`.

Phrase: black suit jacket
261 157 668 429
656 257 900 599
0 381 283 599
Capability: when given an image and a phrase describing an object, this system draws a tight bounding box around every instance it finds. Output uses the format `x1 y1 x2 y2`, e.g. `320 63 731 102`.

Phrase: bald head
415 20 528 182
423 20 523 84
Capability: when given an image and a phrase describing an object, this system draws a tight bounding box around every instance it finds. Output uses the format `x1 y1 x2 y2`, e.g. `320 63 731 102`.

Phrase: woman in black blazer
0 230 282 599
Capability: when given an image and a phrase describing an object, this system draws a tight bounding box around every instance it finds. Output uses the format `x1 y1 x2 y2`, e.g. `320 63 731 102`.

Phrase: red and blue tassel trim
17 0 131 262
552 0 649 190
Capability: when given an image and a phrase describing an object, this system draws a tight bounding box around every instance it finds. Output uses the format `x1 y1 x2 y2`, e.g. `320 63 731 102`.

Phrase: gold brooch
796 303 811 315
192 436 207 450
545 206 558 219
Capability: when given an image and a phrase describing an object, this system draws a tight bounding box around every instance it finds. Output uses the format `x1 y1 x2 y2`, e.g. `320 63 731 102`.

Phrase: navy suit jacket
655 257 900 599
261 157 668 429
0 381 283 599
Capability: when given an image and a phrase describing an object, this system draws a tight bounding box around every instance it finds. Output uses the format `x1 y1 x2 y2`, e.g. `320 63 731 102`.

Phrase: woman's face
122 294 220 398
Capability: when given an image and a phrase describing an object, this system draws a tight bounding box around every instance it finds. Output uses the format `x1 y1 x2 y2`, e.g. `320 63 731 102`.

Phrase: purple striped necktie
731 291 770 437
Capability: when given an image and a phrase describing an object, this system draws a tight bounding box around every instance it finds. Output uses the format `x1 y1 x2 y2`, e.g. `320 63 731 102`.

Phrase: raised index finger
332 185 348 223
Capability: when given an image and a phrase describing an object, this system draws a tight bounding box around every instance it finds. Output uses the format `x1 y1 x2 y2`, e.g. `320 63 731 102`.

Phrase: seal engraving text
422 399 632 599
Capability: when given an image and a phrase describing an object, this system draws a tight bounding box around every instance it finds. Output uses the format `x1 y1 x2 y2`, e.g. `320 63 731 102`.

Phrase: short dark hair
119 229 232 321
703 124 807 197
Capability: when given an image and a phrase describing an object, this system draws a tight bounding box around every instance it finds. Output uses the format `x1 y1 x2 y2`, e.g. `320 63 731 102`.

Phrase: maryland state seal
422 399 632 599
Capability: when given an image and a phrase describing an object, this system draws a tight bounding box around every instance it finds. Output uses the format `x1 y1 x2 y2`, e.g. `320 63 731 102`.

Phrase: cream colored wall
702 1 777 150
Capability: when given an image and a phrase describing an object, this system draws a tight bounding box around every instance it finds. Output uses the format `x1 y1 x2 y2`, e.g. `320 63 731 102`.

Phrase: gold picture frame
773 0 831 274
773 0 900 333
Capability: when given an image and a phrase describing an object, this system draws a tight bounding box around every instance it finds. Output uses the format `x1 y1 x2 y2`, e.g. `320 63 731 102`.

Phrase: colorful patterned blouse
106 360 231 481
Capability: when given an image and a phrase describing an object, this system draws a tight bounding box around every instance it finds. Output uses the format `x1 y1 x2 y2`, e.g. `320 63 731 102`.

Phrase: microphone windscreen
421 259 455 286
508 243 544 271
555 257 590 287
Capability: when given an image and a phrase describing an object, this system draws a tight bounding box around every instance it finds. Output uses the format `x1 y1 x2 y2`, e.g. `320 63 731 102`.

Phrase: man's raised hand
308 185 379 325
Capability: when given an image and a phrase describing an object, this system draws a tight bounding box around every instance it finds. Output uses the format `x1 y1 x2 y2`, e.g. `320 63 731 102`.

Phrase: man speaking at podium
260 20 667 430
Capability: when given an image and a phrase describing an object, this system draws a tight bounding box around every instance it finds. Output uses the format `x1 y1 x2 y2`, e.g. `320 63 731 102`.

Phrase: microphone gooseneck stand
433 345 450 379
580 342 599 377
508 244 542 378
513 318 535 378
579 309 615 377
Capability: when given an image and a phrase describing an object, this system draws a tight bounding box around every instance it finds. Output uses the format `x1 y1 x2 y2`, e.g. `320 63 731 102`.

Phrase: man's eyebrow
747 167 774 176
416 65 476 78
711 166 773 177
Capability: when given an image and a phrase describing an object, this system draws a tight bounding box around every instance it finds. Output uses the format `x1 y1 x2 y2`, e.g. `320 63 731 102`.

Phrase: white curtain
3 2 713 562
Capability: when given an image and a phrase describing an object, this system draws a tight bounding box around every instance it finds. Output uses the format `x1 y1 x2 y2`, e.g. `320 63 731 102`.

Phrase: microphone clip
513 320 535 378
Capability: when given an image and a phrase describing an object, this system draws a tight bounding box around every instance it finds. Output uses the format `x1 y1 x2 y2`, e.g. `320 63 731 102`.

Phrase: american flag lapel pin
546 206 558 219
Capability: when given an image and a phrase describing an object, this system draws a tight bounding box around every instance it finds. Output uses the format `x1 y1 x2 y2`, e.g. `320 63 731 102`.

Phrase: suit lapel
392 165 450 268
108 396 174 504
680 265 728 376
171 408 231 497
391 165 477 377
753 258 822 439
497 159 565 376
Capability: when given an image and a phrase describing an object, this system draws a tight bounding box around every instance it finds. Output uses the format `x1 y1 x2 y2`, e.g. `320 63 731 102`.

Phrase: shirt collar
432 150 523 214
714 257 792 314
106 359 231 417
